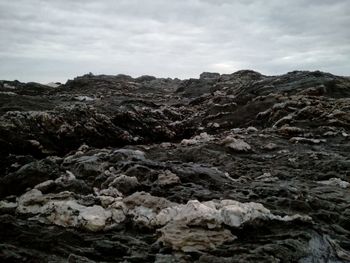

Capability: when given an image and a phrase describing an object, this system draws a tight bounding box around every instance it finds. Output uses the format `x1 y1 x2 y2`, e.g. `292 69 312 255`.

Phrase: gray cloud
0 0 349 82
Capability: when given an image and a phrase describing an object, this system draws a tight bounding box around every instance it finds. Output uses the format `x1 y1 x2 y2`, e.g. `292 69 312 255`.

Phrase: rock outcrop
0 70 350 262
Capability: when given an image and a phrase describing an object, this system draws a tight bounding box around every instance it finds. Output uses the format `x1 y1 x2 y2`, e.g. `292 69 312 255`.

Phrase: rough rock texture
0 70 350 262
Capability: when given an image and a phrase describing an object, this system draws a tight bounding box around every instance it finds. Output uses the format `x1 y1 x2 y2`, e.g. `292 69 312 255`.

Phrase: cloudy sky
0 0 349 83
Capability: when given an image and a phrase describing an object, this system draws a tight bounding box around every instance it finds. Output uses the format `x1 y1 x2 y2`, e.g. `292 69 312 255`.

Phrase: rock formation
0 70 350 262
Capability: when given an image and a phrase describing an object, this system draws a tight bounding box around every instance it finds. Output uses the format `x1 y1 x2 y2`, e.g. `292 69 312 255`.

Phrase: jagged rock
224 137 252 152
1 70 350 262
156 200 219 228
0 159 60 198
156 199 310 229
123 192 176 226
318 178 350 188
96 187 123 198
181 132 214 146
156 170 181 186
123 192 175 212
158 222 236 252
78 205 112 231
16 189 120 231
108 174 140 194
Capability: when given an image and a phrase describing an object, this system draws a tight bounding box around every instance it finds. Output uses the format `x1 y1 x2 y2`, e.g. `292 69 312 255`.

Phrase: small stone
263 142 278 150
98 196 115 207
278 126 304 136
161 142 172 148
74 96 95 102
34 180 55 192
157 170 181 186
247 126 258 133
98 187 123 198
28 140 41 147
181 132 214 146
323 131 337 137
0 200 18 214
109 174 139 195
226 138 251 152
78 144 89 152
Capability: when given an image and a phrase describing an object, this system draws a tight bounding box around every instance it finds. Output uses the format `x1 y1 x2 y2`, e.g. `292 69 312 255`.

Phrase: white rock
17 189 45 214
48 200 115 231
55 171 76 184
247 126 258 133
157 170 181 186
110 207 126 223
98 187 123 198
46 82 61 88
28 140 41 147
158 222 236 252
156 200 219 229
79 205 112 231
156 199 310 229
160 142 172 148
231 128 244 134
3 83 16 89
98 196 116 207
46 200 85 228
219 200 272 227
124 192 176 226
78 144 90 152
181 132 214 146
16 190 122 231
112 149 145 160
74 96 95 102
226 138 251 152
323 131 337 137
318 178 350 189
0 200 18 212
273 114 294 128
128 206 158 225
180 138 197 146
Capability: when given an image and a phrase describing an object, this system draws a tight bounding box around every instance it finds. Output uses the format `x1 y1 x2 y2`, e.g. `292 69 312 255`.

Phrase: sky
0 0 349 83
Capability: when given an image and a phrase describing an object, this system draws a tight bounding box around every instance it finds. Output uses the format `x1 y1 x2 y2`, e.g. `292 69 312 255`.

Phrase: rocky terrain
0 70 349 262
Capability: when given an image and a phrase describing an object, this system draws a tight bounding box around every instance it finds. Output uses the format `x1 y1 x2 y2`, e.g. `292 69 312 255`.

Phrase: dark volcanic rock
0 70 350 262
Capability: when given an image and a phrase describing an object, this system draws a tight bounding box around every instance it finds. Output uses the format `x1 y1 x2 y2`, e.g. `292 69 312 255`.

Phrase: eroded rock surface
1 70 350 262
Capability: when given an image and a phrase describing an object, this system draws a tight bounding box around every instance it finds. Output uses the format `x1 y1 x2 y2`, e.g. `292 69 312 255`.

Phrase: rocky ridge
0 70 350 262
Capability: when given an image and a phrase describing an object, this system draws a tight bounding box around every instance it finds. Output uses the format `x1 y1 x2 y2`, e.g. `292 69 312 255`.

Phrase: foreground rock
0 70 350 262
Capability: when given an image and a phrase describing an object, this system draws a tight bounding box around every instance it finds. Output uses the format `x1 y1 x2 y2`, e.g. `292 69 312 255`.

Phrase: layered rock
0 70 350 262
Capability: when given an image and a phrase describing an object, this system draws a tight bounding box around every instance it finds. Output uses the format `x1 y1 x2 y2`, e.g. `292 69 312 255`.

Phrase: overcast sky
0 0 349 83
